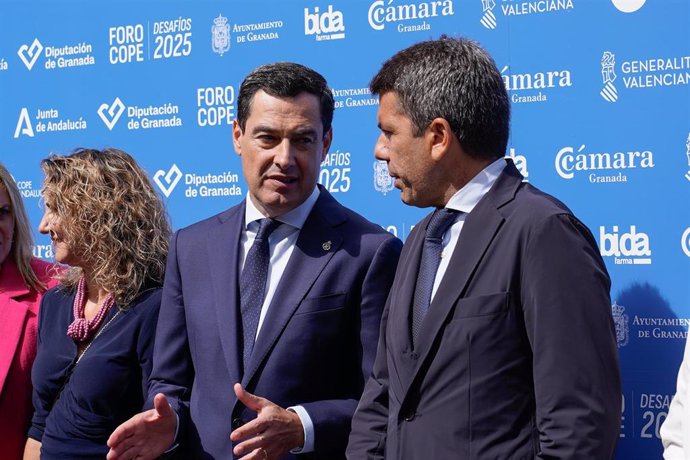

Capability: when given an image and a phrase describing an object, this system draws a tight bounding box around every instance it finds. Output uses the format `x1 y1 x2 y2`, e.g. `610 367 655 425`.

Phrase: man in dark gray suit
347 36 621 459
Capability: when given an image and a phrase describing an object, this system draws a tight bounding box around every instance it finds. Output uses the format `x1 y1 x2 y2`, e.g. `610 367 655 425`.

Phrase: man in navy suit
107 62 401 459
347 37 622 459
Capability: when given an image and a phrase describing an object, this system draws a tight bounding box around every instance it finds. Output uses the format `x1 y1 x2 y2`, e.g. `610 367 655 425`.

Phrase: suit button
231 418 245 429
402 410 415 422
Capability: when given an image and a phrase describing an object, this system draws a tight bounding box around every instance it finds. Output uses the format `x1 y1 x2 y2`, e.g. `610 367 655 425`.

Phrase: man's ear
321 128 333 162
426 117 452 162
232 119 243 155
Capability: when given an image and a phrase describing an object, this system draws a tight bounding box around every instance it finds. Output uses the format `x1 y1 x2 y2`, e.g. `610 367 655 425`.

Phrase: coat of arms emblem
212 15 230 56
612 302 629 348
373 160 394 195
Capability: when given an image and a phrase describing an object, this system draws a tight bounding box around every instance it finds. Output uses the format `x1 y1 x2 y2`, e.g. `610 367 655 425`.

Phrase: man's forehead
245 91 323 133
249 90 321 111
378 92 407 118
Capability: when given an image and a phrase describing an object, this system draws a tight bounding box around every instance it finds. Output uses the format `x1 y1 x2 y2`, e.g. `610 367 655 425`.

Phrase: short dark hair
370 36 510 161
237 62 335 135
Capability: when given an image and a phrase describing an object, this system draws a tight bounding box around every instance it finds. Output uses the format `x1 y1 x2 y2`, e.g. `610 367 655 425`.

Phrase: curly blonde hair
0 162 45 292
41 148 171 307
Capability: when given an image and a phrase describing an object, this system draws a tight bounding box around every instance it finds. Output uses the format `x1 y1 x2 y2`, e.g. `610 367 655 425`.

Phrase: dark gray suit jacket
347 160 621 459
148 187 402 459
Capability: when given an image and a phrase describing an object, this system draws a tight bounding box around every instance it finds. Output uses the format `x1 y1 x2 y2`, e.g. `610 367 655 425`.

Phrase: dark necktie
411 208 458 346
240 218 281 371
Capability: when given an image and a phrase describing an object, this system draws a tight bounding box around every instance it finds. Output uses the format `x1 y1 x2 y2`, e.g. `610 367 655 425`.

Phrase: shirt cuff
287 405 314 453
163 409 180 453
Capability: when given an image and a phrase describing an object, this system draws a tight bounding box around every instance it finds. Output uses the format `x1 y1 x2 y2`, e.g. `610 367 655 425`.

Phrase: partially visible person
23 149 170 459
347 36 621 459
662 336 690 459
0 163 57 460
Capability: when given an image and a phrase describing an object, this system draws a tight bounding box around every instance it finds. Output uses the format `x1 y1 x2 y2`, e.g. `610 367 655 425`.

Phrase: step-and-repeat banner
1 0 688 457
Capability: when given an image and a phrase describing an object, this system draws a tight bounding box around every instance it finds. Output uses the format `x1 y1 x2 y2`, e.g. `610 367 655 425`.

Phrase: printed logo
480 0 497 29
17 38 43 70
0 57 8 71
108 18 192 64
332 87 379 109
98 97 180 131
197 86 235 127
212 14 231 56
97 97 126 130
304 6 346 41
32 244 55 260
320 150 351 193
333 87 378 109
598 50 689 101
373 160 394 195
231 19 283 45
13 107 86 138
14 108 34 138
685 133 690 182
506 147 529 181
18 37 94 71
682 227 690 258
157 164 241 198
501 64 573 104
599 225 652 265
479 0 574 30
611 0 646 13
600 51 618 102
12 178 41 199
368 0 454 32
555 144 654 183
612 302 629 347
108 25 144 64
153 164 183 198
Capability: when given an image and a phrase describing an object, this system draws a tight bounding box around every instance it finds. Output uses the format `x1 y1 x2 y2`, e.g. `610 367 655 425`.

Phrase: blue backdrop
1 0 689 457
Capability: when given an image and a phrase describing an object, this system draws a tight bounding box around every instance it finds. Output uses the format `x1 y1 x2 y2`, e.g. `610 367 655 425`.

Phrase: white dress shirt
240 187 321 453
430 158 506 302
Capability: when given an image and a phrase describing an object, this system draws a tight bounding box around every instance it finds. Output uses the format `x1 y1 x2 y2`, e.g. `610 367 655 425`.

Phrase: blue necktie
240 218 281 371
412 208 458 346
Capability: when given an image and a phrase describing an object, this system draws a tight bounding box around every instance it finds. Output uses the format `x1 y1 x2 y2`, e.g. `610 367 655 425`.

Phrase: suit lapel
385 216 428 394
241 190 344 388
401 161 523 398
207 205 244 387
390 215 428 353
0 260 31 391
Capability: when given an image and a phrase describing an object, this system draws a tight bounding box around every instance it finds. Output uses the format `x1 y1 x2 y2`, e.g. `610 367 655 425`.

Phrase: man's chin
254 191 305 216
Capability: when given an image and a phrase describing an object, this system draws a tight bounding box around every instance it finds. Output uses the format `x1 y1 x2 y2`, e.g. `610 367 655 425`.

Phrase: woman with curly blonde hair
24 148 171 459
0 163 57 460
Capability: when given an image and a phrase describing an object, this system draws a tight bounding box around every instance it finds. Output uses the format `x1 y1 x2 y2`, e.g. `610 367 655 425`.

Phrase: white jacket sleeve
662 336 690 459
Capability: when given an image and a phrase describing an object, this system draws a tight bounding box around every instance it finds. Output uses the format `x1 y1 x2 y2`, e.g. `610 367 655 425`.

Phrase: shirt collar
244 186 321 231
445 158 506 214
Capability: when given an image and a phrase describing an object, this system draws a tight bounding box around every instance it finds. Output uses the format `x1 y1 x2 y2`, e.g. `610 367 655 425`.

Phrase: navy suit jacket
347 161 621 459
148 187 402 459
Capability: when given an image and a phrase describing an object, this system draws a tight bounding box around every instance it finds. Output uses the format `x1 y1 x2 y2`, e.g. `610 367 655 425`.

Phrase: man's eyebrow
250 125 318 137
292 127 318 137
251 124 279 134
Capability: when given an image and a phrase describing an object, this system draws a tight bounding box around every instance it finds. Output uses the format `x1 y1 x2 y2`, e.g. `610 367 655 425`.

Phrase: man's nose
374 135 389 162
274 139 296 168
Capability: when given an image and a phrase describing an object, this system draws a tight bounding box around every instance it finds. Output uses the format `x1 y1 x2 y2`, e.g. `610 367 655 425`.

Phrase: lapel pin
322 240 332 251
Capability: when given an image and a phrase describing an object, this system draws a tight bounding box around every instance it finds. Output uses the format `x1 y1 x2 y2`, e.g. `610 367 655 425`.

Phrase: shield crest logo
212 15 230 56
611 302 629 348
373 160 394 195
